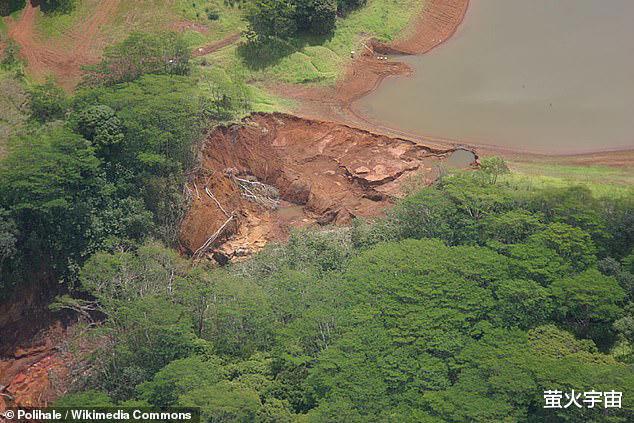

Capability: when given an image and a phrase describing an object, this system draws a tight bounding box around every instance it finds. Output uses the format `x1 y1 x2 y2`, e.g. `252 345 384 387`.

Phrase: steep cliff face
180 113 473 261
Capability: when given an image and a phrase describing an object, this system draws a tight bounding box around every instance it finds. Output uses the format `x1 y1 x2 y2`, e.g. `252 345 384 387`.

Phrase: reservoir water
356 0 634 153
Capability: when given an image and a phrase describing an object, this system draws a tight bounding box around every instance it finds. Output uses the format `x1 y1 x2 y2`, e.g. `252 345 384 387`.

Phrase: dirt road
7 0 121 90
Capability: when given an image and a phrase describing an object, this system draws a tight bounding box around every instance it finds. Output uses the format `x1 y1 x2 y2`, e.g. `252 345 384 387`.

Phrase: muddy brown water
356 0 634 154
446 149 476 168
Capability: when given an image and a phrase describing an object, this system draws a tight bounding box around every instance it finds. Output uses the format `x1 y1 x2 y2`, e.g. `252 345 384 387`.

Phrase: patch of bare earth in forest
180 113 472 263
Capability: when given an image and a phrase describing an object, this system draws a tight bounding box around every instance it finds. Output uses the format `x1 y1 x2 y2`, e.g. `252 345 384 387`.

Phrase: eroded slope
180 113 473 262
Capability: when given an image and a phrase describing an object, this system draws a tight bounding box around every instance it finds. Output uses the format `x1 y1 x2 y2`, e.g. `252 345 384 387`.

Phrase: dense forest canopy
50 169 634 421
0 31 206 296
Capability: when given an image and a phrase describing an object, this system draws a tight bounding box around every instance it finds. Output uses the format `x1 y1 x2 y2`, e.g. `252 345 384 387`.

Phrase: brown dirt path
193 32 241 57
7 0 121 90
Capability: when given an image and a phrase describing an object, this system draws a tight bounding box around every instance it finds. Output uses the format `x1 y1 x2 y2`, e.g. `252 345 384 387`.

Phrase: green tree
550 268 625 345
602 195 634 259
72 104 124 157
183 271 274 357
529 222 597 272
40 0 75 14
295 0 337 36
307 398 364 422
85 197 154 254
0 0 26 16
75 75 202 174
179 381 261 423
528 185 610 250
423 328 536 422
138 355 226 407
97 297 200 401
481 210 544 244
0 127 103 271
527 325 634 422
79 241 189 309
29 80 69 122
336 0 366 16
479 156 510 184
54 390 114 407
246 0 297 39
439 172 512 222
389 189 459 243
0 209 17 266
502 241 569 285
493 278 553 328
623 251 634 274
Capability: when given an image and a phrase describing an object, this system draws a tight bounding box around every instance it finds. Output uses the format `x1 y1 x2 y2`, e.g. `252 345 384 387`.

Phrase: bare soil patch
180 113 471 262
192 32 241 57
0 323 69 411
6 0 121 90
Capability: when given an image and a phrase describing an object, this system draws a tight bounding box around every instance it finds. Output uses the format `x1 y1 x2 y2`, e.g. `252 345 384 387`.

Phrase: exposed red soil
0 323 71 413
180 113 471 261
192 32 241 57
5 1 237 90
6 0 121 90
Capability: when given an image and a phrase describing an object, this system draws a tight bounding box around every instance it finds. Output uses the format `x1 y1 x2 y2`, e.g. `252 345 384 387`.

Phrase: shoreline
273 0 633 164
272 0 470 114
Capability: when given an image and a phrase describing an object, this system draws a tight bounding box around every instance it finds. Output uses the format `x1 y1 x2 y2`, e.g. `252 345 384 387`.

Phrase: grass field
35 0 246 47
504 161 634 198
5 0 423 95
207 0 423 85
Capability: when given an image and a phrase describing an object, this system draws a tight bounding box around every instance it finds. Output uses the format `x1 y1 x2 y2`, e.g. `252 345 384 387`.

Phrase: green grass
195 61 294 121
502 162 634 198
0 72 29 159
108 0 245 47
36 0 95 38
35 0 245 47
210 0 423 86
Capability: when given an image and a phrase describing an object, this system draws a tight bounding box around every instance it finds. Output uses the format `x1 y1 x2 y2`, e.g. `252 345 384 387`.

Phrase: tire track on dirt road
7 0 121 90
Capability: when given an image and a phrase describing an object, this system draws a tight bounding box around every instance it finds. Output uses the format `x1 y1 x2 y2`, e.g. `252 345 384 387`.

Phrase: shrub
0 0 26 17
29 80 69 122
1 40 21 67
84 32 190 86
40 0 75 15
